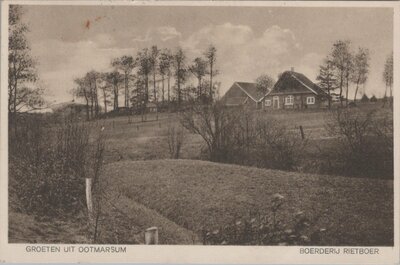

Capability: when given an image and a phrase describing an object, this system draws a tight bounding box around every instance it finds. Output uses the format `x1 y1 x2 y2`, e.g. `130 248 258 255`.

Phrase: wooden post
299 125 305 140
86 178 93 218
145 227 159 245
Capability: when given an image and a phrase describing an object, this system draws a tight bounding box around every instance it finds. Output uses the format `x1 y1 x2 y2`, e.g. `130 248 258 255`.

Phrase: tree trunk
383 84 387 108
161 75 165 104
85 97 89 121
198 77 202 102
209 63 213 103
339 74 343 107
354 81 359 103
167 75 170 103
327 86 331 109
145 75 149 103
103 89 107 114
12 78 18 136
115 84 119 111
153 72 157 103
94 81 99 117
345 76 349 107
125 75 128 108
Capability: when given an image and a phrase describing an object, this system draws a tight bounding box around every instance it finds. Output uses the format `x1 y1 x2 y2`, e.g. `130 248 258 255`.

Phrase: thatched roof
235 82 265 102
267 71 328 97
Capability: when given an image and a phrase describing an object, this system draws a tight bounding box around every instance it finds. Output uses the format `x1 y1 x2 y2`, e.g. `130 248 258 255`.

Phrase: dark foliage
324 108 393 178
360 94 369 103
9 114 106 217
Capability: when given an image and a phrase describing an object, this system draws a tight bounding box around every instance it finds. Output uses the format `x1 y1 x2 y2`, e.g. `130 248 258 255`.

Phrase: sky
21 5 393 103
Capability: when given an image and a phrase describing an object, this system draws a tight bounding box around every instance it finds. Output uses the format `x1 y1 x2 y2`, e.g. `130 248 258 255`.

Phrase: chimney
291 67 295 72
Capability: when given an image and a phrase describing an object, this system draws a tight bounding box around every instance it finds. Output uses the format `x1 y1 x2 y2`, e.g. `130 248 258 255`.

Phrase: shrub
9 114 106 216
254 116 306 170
180 102 241 162
325 108 393 178
181 103 306 170
202 194 325 245
166 123 186 159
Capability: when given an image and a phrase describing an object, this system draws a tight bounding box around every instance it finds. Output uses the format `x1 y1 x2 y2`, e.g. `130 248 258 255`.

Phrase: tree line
316 40 393 108
72 45 219 120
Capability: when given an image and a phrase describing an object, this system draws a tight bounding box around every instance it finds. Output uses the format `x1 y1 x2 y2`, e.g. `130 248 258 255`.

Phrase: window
265 99 272 106
285 95 294 105
307 96 315 104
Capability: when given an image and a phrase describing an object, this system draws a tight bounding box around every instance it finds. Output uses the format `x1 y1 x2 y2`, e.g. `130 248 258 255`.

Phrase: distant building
50 102 88 114
263 70 329 110
222 82 265 109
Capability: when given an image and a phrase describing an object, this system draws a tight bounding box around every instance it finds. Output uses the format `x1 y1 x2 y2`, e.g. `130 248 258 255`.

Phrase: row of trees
73 45 219 120
317 40 393 108
316 40 370 108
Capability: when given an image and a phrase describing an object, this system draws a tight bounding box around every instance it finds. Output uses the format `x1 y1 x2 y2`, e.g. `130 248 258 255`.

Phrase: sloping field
8 212 89 244
104 159 393 246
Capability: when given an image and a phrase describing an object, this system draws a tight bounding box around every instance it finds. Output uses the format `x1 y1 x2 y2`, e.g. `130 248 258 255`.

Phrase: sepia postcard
0 0 399 264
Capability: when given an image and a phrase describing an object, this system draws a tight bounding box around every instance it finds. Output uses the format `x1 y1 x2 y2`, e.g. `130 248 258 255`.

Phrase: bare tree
204 45 218 103
316 57 337 109
136 48 152 103
104 71 123 111
180 101 239 161
83 71 101 118
112 56 135 108
149 46 160 102
173 47 187 108
331 40 353 107
98 73 112 114
73 77 90 120
189 57 208 102
383 53 393 107
159 49 173 104
351 48 370 104
159 49 173 103
8 5 44 134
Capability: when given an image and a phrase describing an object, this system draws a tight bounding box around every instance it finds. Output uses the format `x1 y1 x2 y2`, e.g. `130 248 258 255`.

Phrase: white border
0 1 399 264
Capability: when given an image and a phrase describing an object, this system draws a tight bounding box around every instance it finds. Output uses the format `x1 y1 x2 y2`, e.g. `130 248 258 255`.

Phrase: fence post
86 178 93 219
145 227 159 245
299 125 305 140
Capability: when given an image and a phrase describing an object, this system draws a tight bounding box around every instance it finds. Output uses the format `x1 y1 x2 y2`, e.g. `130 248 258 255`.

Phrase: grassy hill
104 159 393 246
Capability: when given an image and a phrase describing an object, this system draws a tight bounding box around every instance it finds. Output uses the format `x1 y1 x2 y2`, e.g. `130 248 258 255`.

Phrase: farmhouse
263 70 329 110
222 82 264 109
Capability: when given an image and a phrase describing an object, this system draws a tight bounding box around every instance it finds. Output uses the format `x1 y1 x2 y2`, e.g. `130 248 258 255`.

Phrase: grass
93 192 200 244
8 212 89 244
97 103 392 163
9 103 393 244
103 159 393 246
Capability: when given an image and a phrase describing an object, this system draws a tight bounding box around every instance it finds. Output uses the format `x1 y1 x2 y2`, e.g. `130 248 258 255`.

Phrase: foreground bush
202 194 325 245
9 114 106 216
325 108 393 178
